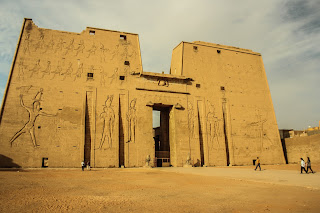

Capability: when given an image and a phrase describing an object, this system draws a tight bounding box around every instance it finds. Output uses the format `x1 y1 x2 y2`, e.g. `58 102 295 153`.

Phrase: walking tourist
81 161 85 171
254 157 261 171
306 157 314 173
300 158 307 174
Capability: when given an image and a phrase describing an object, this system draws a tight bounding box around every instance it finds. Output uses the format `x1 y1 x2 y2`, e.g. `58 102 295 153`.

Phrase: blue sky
0 0 319 129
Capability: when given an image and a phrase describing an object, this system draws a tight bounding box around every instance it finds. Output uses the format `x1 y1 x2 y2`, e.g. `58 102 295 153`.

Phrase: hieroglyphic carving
9 88 56 147
75 40 85 56
247 110 272 150
99 43 109 62
99 66 108 86
51 61 63 79
29 59 41 77
43 37 55 53
109 68 118 84
187 102 195 138
40 61 51 78
55 38 64 53
98 95 115 149
127 98 137 143
34 31 44 52
74 62 83 81
87 43 97 58
61 62 73 80
206 101 221 149
17 58 27 80
23 33 31 53
64 39 74 55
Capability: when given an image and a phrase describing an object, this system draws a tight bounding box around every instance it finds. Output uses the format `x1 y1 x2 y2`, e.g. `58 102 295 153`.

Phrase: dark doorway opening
153 104 172 167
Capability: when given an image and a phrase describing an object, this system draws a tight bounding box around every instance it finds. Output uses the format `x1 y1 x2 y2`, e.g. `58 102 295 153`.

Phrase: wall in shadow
0 154 21 168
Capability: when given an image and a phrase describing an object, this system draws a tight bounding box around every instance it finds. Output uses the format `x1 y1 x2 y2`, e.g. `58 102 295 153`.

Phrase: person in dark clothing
306 157 314 173
300 158 307 174
81 161 85 171
254 157 261 171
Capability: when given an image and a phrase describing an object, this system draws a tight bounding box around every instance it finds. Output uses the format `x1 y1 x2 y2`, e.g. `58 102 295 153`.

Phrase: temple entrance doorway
153 104 172 167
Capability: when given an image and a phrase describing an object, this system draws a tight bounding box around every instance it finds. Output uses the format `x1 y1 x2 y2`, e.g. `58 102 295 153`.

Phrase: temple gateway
0 19 285 168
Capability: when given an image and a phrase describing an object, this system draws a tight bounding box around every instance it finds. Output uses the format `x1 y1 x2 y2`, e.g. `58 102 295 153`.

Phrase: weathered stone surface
0 19 285 168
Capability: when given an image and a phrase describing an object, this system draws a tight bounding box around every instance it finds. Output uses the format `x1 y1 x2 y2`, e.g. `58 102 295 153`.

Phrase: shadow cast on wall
0 154 21 168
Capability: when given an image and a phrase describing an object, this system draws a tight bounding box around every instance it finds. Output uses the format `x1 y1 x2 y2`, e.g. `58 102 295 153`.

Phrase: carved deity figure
87 43 97 58
23 33 31 53
64 39 74 55
206 101 221 149
29 59 41 77
127 98 137 143
9 88 56 147
75 40 85 56
51 61 63 79
40 61 51 78
74 63 83 81
61 62 73 80
98 95 115 149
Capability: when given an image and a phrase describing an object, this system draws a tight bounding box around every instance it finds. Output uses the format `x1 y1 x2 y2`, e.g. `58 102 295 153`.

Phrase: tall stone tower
0 19 285 168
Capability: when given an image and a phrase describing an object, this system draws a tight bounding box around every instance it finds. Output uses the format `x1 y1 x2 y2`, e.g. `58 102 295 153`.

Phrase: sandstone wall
285 134 320 164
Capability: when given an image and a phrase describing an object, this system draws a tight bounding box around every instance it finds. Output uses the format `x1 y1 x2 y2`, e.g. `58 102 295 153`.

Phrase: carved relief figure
247 110 272 150
187 102 195 138
23 33 31 53
29 59 41 77
17 58 27 80
99 66 108 86
99 43 109 62
9 88 56 147
74 62 83 81
206 101 221 149
109 68 118 84
61 62 73 80
158 79 169 87
51 61 63 79
40 61 51 78
127 98 137 143
98 95 115 149
55 38 64 53
75 40 85 56
43 38 55 53
87 43 97 58
34 31 44 52
64 39 74 55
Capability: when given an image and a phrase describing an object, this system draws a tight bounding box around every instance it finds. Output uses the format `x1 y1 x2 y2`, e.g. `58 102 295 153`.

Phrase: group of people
254 156 315 174
81 161 91 171
300 157 314 174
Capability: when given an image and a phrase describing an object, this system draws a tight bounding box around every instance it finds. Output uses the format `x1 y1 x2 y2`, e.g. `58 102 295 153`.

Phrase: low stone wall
285 134 320 164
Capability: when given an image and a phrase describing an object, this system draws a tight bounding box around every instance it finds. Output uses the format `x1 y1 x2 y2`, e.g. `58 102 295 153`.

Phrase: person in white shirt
81 161 85 171
300 158 307 174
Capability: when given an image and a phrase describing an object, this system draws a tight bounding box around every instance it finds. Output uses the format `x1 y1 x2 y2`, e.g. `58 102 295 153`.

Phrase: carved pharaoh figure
206 101 221 149
127 98 137 143
98 95 115 149
9 88 56 147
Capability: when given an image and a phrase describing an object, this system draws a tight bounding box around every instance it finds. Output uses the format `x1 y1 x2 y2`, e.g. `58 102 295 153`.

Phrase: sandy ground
0 164 319 213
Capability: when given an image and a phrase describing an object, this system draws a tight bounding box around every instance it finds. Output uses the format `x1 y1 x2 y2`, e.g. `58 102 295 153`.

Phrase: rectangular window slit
196 84 200 88
220 86 225 91
87 73 94 78
119 76 125 80
89 30 95 35
124 61 130 66
120 35 127 40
